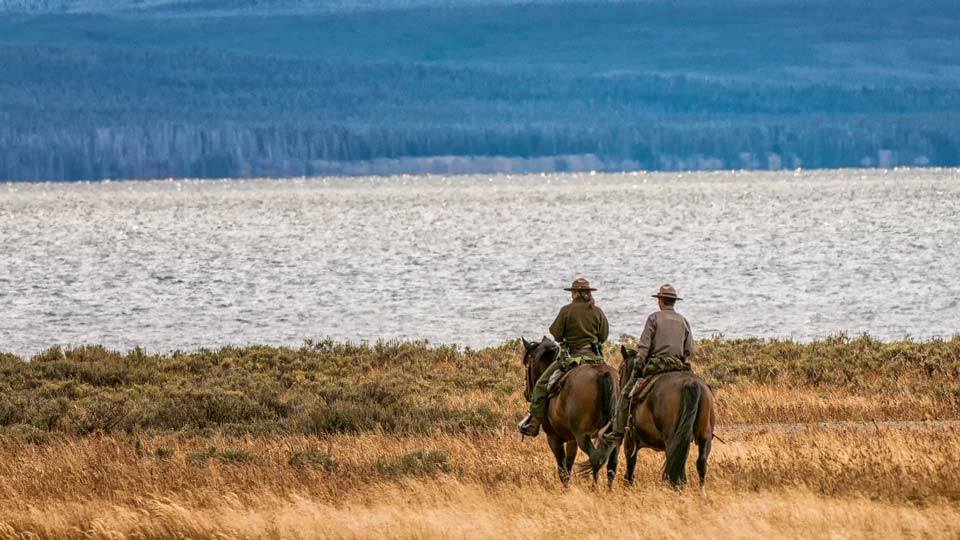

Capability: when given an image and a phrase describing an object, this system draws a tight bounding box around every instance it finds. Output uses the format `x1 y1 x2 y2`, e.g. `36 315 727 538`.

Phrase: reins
525 342 560 399
524 349 535 399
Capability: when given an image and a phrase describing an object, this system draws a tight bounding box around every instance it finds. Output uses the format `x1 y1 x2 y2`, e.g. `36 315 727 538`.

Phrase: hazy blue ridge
2 0 957 15
1 1 959 180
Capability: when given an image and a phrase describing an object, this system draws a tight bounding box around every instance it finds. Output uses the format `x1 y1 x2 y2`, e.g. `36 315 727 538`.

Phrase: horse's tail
665 380 701 487
598 370 616 433
577 370 618 476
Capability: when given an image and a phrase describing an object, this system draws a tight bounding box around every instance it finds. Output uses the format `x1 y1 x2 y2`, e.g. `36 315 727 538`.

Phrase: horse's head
520 336 559 401
620 344 639 388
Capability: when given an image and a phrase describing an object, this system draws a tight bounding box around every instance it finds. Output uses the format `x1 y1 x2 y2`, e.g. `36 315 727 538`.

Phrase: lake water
2 168 958 357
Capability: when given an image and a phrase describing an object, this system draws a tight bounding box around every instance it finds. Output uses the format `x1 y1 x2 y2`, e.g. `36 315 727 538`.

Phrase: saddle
546 355 605 398
628 372 666 405
625 356 691 409
546 370 571 398
640 356 691 378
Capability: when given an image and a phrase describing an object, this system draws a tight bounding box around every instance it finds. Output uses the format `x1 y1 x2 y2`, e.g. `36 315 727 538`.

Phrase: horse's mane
618 346 638 387
536 336 560 367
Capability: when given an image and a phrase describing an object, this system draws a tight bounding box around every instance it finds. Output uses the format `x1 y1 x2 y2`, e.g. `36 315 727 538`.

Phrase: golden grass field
1 424 958 539
0 336 958 539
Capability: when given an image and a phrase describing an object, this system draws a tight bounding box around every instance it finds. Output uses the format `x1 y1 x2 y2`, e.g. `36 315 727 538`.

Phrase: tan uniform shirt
634 306 693 362
549 299 610 350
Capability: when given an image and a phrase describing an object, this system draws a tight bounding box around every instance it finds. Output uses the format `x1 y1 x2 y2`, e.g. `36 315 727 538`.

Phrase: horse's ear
621 345 629 358
521 337 534 351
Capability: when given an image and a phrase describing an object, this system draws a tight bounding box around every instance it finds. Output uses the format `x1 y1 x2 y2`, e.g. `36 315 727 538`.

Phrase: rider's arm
634 313 657 367
597 308 609 343
549 307 566 342
683 318 694 360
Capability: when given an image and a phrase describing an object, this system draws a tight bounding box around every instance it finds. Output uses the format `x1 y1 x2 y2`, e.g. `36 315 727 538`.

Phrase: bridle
523 341 559 401
523 346 536 401
620 349 637 388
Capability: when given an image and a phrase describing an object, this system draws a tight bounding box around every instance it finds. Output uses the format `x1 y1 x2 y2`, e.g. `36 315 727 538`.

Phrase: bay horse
521 336 620 487
619 345 716 490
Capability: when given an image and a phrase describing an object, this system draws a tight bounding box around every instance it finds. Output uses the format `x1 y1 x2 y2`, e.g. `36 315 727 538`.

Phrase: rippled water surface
2 169 959 357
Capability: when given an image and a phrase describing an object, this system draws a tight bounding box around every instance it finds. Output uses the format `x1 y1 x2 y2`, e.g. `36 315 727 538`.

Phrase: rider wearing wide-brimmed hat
518 278 610 437
602 283 694 444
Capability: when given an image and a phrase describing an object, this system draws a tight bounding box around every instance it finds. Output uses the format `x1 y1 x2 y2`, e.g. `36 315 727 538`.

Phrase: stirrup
601 430 624 444
518 414 541 437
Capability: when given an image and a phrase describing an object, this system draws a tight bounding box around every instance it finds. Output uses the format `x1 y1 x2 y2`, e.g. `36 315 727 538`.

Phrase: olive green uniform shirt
634 305 693 362
549 299 610 350
611 306 694 433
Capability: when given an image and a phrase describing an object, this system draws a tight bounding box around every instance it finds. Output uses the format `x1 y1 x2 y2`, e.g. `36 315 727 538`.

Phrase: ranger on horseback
602 284 693 444
518 278 610 437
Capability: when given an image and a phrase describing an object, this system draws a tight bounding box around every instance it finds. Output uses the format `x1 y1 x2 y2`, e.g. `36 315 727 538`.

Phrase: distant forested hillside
1 1 959 180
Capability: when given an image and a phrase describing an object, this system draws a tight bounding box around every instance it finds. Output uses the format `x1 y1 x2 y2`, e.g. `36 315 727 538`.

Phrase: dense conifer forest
1 0 958 180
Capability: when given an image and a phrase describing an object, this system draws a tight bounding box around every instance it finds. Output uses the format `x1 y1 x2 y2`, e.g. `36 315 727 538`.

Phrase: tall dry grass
1 423 958 539
3 482 958 540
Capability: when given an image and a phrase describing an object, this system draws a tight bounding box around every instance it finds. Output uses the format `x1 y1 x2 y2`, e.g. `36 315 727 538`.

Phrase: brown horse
618 345 716 490
521 336 620 487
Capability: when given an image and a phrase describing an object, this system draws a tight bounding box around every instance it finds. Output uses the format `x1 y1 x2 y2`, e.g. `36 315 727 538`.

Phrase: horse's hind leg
696 437 712 494
605 442 620 490
575 434 604 487
564 440 577 477
547 435 570 487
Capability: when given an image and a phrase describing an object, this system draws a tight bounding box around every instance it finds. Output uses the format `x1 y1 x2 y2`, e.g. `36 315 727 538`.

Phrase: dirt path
719 419 960 435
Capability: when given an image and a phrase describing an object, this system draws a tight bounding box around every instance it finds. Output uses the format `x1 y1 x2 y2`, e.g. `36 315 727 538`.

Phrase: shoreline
3 164 957 186
5 332 959 362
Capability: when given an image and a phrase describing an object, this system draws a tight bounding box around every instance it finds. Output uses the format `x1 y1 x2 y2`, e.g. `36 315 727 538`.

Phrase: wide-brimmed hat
564 278 597 292
652 283 682 300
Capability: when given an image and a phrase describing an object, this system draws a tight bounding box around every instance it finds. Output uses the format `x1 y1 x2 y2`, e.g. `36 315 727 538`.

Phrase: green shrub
0 336 957 438
150 389 267 430
375 449 451 477
31 346 66 363
295 401 377 434
187 446 257 464
65 394 138 435
288 449 338 471
1 423 54 445
0 395 28 426
218 449 257 463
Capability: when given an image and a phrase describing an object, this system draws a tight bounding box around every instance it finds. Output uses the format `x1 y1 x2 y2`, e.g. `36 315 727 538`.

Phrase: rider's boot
602 378 636 444
518 413 541 437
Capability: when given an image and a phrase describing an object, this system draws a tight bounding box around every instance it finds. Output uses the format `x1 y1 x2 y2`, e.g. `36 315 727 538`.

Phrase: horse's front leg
624 434 639 486
606 442 620 490
547 435 570 487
